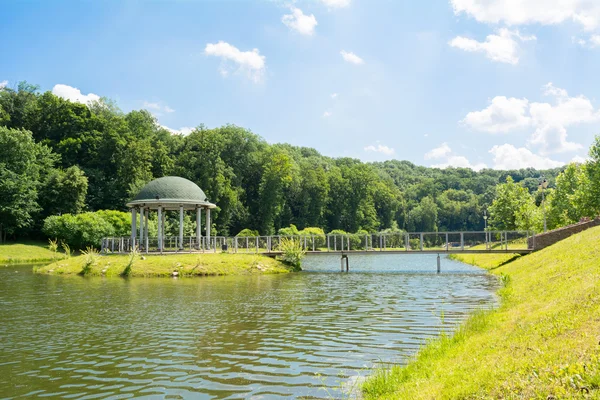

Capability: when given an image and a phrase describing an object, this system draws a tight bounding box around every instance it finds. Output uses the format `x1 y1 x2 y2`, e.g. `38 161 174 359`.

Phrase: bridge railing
101 231 533 254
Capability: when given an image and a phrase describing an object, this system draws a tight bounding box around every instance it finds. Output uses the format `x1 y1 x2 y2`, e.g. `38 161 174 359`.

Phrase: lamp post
538 177 549 233
483 210 488 249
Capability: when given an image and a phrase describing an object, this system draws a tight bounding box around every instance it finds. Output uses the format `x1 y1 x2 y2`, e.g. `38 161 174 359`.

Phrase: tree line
1 81 597 243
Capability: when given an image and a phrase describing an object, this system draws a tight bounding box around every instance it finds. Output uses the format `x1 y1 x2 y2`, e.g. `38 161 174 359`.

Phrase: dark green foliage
3 81 594 241
0 126 57 241
39 165 88 218
42 210 130 249
237 228 259 237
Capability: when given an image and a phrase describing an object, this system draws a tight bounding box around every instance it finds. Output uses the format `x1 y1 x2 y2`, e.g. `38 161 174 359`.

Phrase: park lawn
362 226 600 399
0 242 66 264
34 252 292 277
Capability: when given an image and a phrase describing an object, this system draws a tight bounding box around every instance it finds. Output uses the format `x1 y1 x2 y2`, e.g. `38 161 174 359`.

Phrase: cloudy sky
2 0 600 170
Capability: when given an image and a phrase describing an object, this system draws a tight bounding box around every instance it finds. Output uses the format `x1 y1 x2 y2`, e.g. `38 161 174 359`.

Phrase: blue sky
2 0 600 170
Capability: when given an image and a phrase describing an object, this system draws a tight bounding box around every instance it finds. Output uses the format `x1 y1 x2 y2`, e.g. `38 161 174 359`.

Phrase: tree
406 196 438 232
39 165 88 218
489 176 540 231
0 127 56 241
258 149 293 234
584 135 600 216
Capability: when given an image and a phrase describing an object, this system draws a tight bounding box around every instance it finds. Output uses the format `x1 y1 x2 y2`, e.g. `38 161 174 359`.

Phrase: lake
0 254 497 399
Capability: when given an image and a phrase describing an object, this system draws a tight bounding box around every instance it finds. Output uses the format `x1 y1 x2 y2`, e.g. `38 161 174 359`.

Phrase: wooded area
1 81 599 242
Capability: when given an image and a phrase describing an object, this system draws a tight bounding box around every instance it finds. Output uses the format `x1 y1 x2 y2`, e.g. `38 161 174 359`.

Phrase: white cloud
340 50 364 65
161 125 194 136
282 7 317 36
463 83 599 154
205 41 266 82
571 155 588 164
143 101 161 111
591 35 600 46
323 111 332 117
0 80 7 89
365 144 395 155
425 142 452 160
52 84 100 105
321 0 350 8
433 156 487 171
449 28 535 64
426 143 486 170
489 144 564 169
143 101 175 114
331 93 338 99
450 0 600 31
462 96 531 133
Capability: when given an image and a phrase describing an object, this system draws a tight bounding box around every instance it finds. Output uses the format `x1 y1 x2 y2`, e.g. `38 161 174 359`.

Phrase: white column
131 208 137 250
144 208 149 251
139 207 144 250
206 208 211 249
162 210 167 249
196 207 201 249
179 205 184 250
157 206 163 251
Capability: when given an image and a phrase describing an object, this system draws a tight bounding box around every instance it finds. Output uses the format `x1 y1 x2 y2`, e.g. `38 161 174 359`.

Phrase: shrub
278 224 299 236
122 249 138 277
47 238 58 253
328 229 366 250
80 246 99 275
43 210 127 249
299 227 326 248
236 228 259 237
278 237 305 270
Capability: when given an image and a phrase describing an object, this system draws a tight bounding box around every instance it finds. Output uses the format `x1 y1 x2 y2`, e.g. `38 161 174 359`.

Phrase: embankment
35 253 292 277
0 243 66 264
362 226 600 399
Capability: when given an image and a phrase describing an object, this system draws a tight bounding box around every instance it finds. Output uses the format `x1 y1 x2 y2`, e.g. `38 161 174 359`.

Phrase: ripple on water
0 255 497 398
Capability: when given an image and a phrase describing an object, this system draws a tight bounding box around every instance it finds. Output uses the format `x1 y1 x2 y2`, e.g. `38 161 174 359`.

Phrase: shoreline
362 227 600 399
0 243 67 265
34 252 293 277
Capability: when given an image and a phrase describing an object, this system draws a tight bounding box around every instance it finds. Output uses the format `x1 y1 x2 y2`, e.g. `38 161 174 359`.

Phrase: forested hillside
3 82 597 240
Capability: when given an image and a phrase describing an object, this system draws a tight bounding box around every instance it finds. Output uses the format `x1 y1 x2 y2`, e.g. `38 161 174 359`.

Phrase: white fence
101 231 533 254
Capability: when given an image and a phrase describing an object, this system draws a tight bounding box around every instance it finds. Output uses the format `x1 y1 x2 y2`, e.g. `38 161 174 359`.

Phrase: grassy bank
363 227 600 399
34 252 292 277
0 242 66 264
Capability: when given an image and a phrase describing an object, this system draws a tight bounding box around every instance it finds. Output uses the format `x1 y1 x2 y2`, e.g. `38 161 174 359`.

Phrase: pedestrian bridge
101 230 534 256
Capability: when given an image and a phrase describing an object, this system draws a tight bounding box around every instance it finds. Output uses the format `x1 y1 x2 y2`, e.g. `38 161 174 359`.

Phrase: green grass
0 242 67 264
362 226 600 399
34 252 292 277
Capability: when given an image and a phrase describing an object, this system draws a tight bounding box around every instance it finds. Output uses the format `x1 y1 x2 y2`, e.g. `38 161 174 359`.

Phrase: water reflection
0 255 496 399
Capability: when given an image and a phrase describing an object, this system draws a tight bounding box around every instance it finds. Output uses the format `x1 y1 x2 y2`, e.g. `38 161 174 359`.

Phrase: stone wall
529 218 600 250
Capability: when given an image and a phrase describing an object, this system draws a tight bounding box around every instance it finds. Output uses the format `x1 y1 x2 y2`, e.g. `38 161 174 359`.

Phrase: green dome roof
132 177 207 203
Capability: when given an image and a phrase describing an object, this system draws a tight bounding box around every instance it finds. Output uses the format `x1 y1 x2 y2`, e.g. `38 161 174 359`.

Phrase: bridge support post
340 254 350 272
340 255 349 272
420 233 424 251
460 232 464 251
437 254 441 274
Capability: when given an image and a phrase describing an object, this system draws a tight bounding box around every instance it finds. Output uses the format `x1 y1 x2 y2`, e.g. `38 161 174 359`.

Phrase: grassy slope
363 227 600 399
34 252 291 277
0 242 66 264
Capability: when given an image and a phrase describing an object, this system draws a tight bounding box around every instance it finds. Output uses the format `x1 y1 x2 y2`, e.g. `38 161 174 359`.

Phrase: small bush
278 224 299 236
122 249 138 277
48 238 58 253
278 237 305 270
43 210 129 249
61 242 71 258
80 246 99 275
236 228 259 237
298 227 326 248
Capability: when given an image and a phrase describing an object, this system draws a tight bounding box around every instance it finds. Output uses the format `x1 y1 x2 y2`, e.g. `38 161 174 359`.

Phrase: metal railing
101 231 533 254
